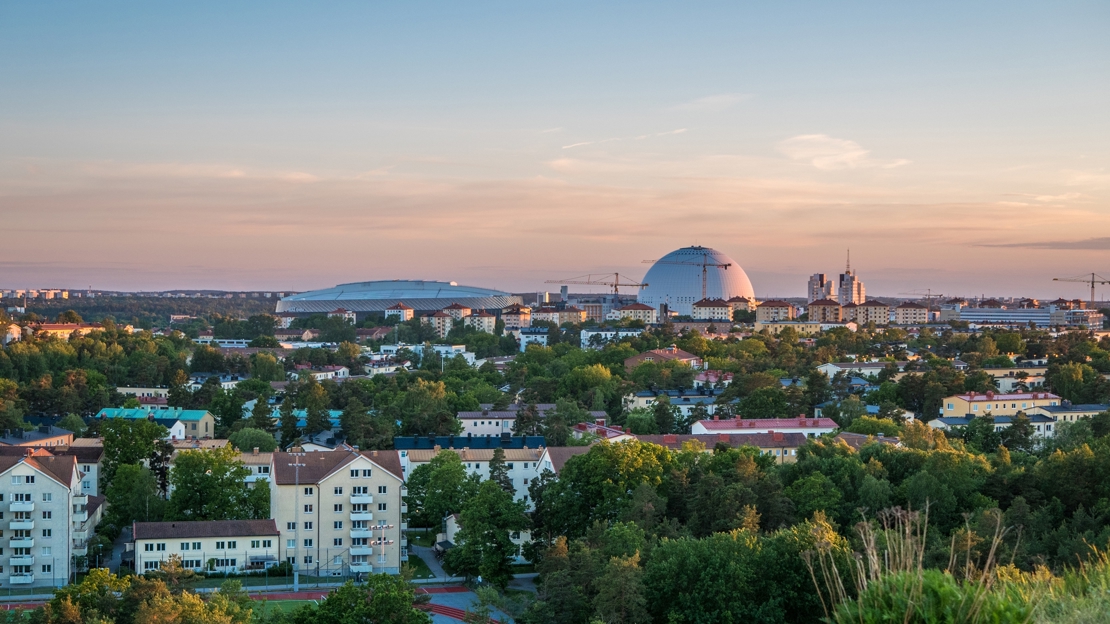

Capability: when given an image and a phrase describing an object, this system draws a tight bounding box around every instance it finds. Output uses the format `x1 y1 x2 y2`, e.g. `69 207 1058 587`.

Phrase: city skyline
2 2 1108 298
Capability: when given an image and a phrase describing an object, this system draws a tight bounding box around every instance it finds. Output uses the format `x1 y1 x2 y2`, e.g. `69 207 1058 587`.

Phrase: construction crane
1053 273 1110 308
899 289 944 309
642 252 730 300
544 273 647 295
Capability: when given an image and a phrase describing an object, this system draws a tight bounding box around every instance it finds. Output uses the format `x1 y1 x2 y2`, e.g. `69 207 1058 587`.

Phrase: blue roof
96 408 211 422
394 435 546 450
1035 404 1109 414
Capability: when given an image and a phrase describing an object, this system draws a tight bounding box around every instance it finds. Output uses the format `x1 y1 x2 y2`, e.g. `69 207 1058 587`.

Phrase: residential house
519 327 549 352
929 414 1057 439
500 305 531 329
441 303 472 322
623 345 702 372
636 432 808 464
856 300 892 325
132 520 281 574
940 391 1060 418
580 328 644 349
328 308 357 324
0 427 74 448
691 416 838 438
895 302 929 325
94 408 216 440
727 296 757 313
421 312 453 339
463 311 497 334
609 303 658 324
1025 402 1109 424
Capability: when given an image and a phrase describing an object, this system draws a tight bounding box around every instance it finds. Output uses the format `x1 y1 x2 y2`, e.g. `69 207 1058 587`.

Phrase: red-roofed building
421 311 454 338
611 303 658 324
691 415 838 438
442 302 472 321
501 304 531 329
691 298 732 321
807 299 842 323
464 310 497 334
327 308 356 324
756 300 795 323
624 345 702 371
895 301 928 325
385 302 414 322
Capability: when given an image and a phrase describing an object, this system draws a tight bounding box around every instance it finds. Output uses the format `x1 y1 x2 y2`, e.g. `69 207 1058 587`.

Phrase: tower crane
898 289 944 309
642 251 730 300
1053 273 1110 308
544 273 647 295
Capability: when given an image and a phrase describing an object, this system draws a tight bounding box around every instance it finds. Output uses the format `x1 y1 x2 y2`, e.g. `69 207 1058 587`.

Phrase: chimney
433 445 441 452
712 415 719 421
252 447 259 455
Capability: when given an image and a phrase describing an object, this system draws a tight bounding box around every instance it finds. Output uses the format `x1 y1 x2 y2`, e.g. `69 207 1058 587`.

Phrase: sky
1 1 1108 299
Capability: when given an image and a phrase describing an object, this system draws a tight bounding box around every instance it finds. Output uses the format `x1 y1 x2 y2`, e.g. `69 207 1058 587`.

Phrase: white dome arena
638 246 755 316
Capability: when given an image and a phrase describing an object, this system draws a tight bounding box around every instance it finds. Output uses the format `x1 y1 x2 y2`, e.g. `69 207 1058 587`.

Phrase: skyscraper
807 274 836 303
838 251 866 305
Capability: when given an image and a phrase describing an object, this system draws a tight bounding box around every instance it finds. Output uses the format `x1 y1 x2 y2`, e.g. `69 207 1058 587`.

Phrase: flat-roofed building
691 415 838 438
132 519 281 574
636 432 808 464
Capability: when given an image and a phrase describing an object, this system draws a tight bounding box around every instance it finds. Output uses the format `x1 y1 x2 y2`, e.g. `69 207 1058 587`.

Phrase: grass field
403 556 436 580
407 531 436 548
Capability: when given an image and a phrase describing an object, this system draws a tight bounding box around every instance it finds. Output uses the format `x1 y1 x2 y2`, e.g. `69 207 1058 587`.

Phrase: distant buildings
808 299 843 323
624 345 702 371
807 274 835 303
756 300 795 323
691 416 838 438
895 301 928 325
691 298 732 322
421 312 454 338
608 303 658 324
384 302 414 322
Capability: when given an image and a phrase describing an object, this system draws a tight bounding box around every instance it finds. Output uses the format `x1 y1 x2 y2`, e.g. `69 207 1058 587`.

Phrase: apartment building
269 450 406 577
400 446 545 508
0 452 85 588
856 300 891 325
691 298 732 321
609 303 658 324
807 299 842 323
463 311 497 334
132 520 280 574
756 301 795 323
420 312 454 339
895 302 929 325
941 391 1061 417
500 304 531 329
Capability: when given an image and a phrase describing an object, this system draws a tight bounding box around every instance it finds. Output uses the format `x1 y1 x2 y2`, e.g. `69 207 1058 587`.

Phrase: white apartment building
607 303 658 324
807 274 836 303
691 298 732 321
133 520 281 574
269 450 406 577
0 452 85 588
580 328 645 349
463 311 497 334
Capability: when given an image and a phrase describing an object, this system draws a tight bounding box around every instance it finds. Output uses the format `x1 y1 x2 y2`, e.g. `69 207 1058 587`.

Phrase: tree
167 447 264 520
57 412 87 436
845 416 900 437
105 464 165 525
149 439 175 496
651 396 677 435
279 399 300 449
961 415 1002 453
340 398 395 449
444 480 530 588
208 388 246 433
626 409 658 435
488 447 514 493
391 379 459 437
249 352 285 382
593 553 650 624
101 417 169 483
545 398 586 446
149 554 198 593
405 452 481 527
249 397 275 432
57 309 84 323
738 387 789 419
288 577 431 624
512 403 543 436
229 427 277 453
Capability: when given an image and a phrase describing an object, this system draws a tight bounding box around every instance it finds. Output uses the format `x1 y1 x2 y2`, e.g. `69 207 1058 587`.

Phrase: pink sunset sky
2 2 1107 299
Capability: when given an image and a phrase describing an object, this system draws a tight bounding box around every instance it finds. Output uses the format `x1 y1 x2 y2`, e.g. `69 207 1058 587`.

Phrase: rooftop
134 519 279 540
696 416 838 430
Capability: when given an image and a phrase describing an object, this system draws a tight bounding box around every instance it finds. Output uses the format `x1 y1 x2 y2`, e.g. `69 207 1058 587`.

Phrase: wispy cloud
671 93 751 112
540 127 563 134
778 134 910 170
977 237 1110 250
562 129 687 150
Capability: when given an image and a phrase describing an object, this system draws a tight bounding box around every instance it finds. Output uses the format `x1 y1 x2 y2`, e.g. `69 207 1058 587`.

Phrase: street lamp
373 523 395 575
287 452 306 589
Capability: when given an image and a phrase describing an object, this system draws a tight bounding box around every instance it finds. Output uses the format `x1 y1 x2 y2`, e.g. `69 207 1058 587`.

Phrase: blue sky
2 2 1108 297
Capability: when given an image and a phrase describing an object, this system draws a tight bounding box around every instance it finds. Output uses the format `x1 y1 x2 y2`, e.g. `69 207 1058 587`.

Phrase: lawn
407 531 436 548
252 599 316 620
403 556 436 580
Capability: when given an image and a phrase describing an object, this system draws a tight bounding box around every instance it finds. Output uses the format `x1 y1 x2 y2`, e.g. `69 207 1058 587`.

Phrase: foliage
167 447 267 521
101 417 169 483
404 451 481 527
444 480 530 588
228 426 277 452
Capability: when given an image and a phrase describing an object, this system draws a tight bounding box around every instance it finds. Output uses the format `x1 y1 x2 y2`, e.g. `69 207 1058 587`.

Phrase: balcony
72 542 88 556
350 563 373 573
401 537 408 547
9 537 33 548
401 521 408 531
10 501 33 513
350 546 375 556
9 574 34 585
349 494 373 505
401 502 408 513
10 520 34 530
73 494 89 505
350 529 372 539
350 512 374 522
9 555 34 566
73 506 89 522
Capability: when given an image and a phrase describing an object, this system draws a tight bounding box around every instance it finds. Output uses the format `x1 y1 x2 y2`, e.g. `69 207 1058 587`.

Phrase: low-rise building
501 304 531 329
421 312 453 339
807 299 842 323
755 321 857 335
609 303 658 324
519 327 549 352
941 391 1060 418
442 303 472 322
929 413 1057 438
580 327 644 349
0 426 74 448
463 310 497 334
691 416 838 438
328 308 357 324
856 300 891 325
623 345 702 371
691 298 732 322
401 446 545 507
384 302 414 322
727 296 757 313
132 520 281 574
816 361 908 378
756 301 795 323
532 307 587 326
895 302 929 325
635 432 807 463
95 408 216 440
1025 402 1108 424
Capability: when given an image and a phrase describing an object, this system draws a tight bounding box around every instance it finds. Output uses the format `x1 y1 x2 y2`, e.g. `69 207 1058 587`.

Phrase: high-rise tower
838 250 866 305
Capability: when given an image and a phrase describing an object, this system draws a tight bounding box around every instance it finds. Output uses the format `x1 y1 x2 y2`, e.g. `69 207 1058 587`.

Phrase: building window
303 556 313 564
144 561 159 571
286 539 295 549
378 486 387 494
333 538 343 546
216 542 226 550
362 469 372 477
334 504 343 512
193 542 201 550
378 503 387 511
333 521 343 529
287 522 296 530
41 493 51 502
228 541 237 549
251 540 260 549
303 539 313 547
181 543 190 551
262 540 271 548
144 544 154 552
304 487 314 496
350 469 359 478
304 504 314 513
334 487 343 495
353 486 369 495
41 511 51 519
157 543 166 551
42 547 51 555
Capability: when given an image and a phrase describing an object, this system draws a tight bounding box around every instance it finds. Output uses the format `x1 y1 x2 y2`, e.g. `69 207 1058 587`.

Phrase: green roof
96 408 212 422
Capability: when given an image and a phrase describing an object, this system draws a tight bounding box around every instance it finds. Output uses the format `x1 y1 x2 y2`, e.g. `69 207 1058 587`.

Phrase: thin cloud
562 129 687 150
977 237 1110 250
778 134 910 170
671 93 751 112
540 127 563 134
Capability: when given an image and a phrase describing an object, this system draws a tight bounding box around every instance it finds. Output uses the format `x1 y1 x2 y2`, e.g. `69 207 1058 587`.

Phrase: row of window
285 554 388 565
0 493 52 501
300 486 386 496
3 564 51 574
0 511 52 520
297 502 387 514
0 529 52 538
0 546 53 556
286 519 389 532
144 539 273 552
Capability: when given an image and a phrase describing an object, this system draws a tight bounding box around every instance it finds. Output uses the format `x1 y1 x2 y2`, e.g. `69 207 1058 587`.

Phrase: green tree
404 452 480 527
228 427 277 453
392 379 460 436
208 388 246 433
651 396 677 434
845 416 900 437
625 409 658 435
593 552 650 624
784 473 842 520
512 403 543 436
279 399 299 449
738 387 789 419
249 352 285 382
288 577 431 624
488 447 514 493
167 447 264 520
249 397 275 432
444 480 530 588
105 464 165 525
101 417 169 483
545 398 586 446
57 412 88 436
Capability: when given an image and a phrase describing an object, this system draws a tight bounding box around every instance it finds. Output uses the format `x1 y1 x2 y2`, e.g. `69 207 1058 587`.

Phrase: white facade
581 328 645 349
0 455 84 588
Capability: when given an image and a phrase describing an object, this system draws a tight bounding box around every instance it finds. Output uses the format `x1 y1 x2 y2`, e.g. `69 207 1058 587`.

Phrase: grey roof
277 280 522 314
1034 404 1109 414
134 519 279 540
